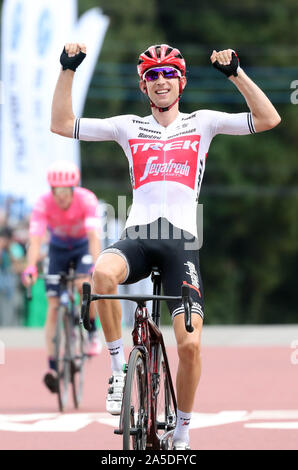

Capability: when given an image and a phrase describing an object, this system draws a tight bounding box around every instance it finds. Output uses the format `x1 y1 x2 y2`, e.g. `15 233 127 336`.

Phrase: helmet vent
144 50 153 58
165 47 173 56
155 46 161 58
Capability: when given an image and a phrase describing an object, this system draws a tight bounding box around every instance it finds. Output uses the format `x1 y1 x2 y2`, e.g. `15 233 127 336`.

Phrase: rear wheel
123 349 148 450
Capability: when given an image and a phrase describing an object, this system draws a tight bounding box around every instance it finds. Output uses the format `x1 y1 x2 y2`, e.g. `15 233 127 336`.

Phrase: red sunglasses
143 66 182 82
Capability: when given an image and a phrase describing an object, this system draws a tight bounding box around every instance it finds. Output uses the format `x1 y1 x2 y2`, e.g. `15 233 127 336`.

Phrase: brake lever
181 284 194 333
81 282 92 331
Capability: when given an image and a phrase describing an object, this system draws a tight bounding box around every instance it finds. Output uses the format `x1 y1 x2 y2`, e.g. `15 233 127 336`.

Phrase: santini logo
140 157 190 181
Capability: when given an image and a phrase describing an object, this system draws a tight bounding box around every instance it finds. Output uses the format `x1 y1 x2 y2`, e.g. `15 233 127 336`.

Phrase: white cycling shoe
106 370 125 415
173 440 191 450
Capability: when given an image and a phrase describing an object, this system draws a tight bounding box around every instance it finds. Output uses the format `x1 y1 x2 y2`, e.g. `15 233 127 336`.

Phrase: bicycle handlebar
38 272 90 283
26 270 90 301
81 282 194 333
181 284 194 333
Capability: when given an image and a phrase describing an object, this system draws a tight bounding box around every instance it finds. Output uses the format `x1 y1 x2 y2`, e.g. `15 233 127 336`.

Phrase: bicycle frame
126 270 177 449
27 264 90 411
81 270 193 450
57 267 76 314
115 307 176 448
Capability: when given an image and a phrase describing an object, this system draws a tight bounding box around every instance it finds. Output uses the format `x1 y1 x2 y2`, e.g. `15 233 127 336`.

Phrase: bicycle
81 267 193 450
27 263 90 412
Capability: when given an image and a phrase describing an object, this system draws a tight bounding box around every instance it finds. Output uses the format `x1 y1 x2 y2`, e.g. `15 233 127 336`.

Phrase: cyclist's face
52 187 73 210
140 70 186 108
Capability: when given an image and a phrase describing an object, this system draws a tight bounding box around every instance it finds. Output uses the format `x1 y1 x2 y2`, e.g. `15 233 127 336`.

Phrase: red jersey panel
129 135 201 190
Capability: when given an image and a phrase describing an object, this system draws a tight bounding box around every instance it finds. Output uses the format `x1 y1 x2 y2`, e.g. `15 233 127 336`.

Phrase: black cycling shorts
102 218 204 320
46 240 92 297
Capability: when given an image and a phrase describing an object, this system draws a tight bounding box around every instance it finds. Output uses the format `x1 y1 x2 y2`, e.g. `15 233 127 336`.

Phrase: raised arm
51 43 87 138
210 49 281 132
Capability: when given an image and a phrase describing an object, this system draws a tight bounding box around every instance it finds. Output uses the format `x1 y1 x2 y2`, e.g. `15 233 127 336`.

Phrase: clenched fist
60 43 87 72
210 49 240 77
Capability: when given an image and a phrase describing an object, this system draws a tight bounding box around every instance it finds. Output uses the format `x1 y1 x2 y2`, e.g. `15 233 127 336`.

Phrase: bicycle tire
71 317 86 408
155 346 176 448
54 305 71 412
123 348 148 450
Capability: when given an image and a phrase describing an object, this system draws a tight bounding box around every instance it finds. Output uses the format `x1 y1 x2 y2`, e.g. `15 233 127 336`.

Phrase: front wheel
123 348 148 450
54 305 71 412
71 316 87 409
155 346 177 445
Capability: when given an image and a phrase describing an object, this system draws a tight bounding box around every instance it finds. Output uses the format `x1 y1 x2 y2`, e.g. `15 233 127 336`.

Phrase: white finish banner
0 0 109 207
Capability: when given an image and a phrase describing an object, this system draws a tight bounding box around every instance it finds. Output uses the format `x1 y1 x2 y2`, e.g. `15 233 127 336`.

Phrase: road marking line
1 410 298 432
245 422 298 430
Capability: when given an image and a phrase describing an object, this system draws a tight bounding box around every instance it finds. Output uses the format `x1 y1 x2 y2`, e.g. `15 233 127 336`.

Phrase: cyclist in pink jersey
22 160 102 393
51 44 281 449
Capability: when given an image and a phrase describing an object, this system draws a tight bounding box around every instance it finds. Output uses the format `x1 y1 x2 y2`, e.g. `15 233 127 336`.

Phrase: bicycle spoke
55 306 71 412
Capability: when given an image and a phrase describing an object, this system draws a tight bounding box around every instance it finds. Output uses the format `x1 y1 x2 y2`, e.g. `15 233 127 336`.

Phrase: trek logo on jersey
129 135 201 190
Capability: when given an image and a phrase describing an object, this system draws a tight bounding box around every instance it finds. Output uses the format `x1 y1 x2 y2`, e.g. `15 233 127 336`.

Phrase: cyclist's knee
92 267 118 294
177 337 201 365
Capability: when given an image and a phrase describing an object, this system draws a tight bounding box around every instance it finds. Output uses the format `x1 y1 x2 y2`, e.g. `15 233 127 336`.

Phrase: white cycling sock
106 338 125 372
173 410 191 444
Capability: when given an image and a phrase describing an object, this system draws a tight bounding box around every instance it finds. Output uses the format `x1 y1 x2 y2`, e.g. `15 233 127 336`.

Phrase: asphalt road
1 329 298 451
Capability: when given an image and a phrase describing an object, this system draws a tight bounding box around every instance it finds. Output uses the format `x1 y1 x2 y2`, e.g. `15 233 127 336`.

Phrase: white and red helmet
137 44 186 79
47 160 80 187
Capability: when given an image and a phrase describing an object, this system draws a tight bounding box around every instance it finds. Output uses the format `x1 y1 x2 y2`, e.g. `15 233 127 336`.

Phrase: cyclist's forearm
87 231 101 264
26 235 42 267
51 69 75 138
229 69 281 132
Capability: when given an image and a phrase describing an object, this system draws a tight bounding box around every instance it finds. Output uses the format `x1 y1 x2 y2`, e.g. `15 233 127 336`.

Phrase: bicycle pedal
114 429 123 435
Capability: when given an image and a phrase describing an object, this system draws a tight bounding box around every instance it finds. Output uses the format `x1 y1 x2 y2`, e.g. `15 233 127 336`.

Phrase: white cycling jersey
74 110 255 237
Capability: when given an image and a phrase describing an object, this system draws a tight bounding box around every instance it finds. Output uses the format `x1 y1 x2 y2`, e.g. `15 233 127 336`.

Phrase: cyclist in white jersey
51 43 280 449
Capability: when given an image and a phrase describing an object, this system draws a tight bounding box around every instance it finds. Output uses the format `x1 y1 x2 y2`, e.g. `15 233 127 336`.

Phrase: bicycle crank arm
114 427 140 436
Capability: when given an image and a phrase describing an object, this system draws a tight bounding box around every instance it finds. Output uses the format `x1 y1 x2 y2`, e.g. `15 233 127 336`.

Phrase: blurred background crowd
0 0 298 327
0 197 28 325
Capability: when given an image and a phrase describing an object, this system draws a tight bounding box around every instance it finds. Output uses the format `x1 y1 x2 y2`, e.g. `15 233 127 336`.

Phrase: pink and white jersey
74 110 255 237
29 187 100 246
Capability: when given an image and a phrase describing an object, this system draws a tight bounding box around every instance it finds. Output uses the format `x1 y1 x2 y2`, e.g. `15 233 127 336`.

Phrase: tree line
1 0 297 324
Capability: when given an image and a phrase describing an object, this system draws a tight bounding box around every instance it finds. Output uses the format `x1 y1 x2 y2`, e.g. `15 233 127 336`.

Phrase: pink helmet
137 44 186 78
47 160 80 187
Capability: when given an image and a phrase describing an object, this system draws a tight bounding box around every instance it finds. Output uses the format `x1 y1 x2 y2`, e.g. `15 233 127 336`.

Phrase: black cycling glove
212 51 240 77
60 47 86 72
